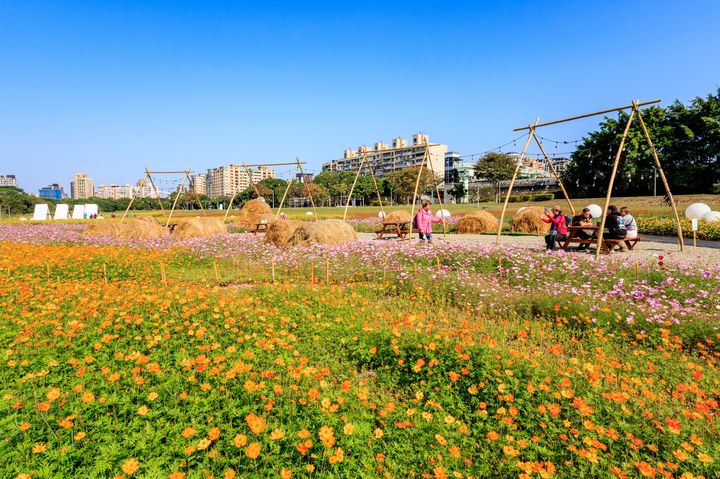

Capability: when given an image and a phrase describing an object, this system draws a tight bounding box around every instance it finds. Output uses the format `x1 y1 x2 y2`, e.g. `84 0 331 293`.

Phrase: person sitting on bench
620 207 638 240
604 205 627 251
571 207 595 251
541 206 568 251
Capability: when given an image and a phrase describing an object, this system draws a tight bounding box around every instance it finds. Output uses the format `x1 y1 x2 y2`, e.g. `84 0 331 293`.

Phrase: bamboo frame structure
223 163 260 222
121 169 205 225
342 151 386 221
275 159 317 219
497 99 683 255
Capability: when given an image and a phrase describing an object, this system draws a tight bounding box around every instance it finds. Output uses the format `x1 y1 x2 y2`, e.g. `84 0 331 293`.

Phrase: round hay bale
264 219 302 247
118 217 169 239
237 198 272 227
382 210 412 225
286 219 358 247
509 206 549 235
83 222 128 237
173 217 228 239
455 210 498 234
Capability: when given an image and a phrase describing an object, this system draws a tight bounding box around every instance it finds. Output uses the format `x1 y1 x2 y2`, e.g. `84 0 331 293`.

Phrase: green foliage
637 215 720 240
507 193 555 203
0 186 42 215
474 153 516 202
565 89 720 196
448 183 466 202
385 167 439 204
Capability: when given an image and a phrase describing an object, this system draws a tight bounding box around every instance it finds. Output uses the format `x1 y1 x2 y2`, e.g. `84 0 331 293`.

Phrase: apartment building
96 184 135 199
190 174 207 197
70 173 95 199
321 133 447 178
206 165 275 198
0 174 18 187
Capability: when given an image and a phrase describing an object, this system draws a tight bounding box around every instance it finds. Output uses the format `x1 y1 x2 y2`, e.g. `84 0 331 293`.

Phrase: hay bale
118 217 169 239
173 217 228 239
382 210 412 225
83 222 128 237
264 219 302 247
286 219 358 247
237 198 272 227
509 206 549 234
455 210 498 234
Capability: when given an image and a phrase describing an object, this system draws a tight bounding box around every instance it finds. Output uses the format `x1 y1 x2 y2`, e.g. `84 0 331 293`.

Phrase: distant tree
474 153 516 202
386 167 440 204
0 186 40 215
449 183 467 203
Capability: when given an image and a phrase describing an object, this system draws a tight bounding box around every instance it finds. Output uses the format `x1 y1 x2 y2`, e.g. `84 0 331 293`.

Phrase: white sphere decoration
435 209 451 219
586 204 602 219
377 211 386 219
305 211 314 216
701 210 720 222
517 207 526 213
685 203 711 220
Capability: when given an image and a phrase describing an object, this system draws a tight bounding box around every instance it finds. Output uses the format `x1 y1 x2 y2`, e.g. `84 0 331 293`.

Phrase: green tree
385 167 439 205
0 186 41 215
474 153 516 202
448 183 467 203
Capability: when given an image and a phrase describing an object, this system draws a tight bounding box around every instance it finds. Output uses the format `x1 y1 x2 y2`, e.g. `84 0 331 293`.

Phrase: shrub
637 215 720 241
532 193 554 201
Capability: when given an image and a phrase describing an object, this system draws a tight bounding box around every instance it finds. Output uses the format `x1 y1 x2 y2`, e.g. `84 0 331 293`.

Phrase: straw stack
509 207 550 234
455 210 498 234
286 219 358 246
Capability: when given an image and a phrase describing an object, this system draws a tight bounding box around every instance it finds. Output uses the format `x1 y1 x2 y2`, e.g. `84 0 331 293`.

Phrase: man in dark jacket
604 205 627 239
571 207 595 251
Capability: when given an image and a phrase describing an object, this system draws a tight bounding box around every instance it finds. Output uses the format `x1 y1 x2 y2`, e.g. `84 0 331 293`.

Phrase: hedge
507 193 555 203
638 216 720 241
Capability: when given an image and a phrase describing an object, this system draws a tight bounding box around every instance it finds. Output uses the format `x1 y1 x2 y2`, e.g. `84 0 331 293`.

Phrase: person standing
620 207 638 240
541 206 568 250
415 200 442 243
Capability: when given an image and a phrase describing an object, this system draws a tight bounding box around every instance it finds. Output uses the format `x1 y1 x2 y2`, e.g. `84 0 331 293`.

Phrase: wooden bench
605 236 642 251
251 223 269 234
375 222 412 240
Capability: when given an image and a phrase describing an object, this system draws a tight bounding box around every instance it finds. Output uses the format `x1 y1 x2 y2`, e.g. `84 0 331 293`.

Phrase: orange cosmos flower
319 426 335 448
46 388 61 402
181 427 197 438
37 402 51 412
233 434 248 447
270 428 285 440
245 442 261 459
634 461 655 477
245 413 266 434
196 438 211 450
433 466 448 479
121 458 140 476
32 443 47 454
280 468 292 479
81 392 95 404
208 427 221 441
486 431 500 441
223 470 236 479
168 472 186 479
19 422 30 431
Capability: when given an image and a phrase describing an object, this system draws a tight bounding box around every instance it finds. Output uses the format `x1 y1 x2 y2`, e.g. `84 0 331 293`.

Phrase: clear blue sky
1 0 719 194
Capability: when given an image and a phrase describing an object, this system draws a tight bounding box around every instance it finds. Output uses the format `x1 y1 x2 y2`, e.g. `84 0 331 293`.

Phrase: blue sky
1 0 719 194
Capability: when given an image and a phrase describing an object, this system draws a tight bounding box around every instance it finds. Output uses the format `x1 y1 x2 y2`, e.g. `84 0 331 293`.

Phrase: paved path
358 232 720 265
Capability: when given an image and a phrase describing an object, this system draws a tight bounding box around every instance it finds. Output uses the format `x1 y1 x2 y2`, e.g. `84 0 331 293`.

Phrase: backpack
412 213 418 230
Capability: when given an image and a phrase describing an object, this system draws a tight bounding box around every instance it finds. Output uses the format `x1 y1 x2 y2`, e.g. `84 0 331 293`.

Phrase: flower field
1 225 719 478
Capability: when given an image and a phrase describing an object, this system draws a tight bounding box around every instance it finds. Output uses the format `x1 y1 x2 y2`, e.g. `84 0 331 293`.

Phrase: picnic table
375 222 412 240
251 222 269 234
561 226 642 254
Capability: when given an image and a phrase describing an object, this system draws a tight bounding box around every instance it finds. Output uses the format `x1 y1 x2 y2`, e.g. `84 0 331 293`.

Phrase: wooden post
343 152 366 221
271 258 276 283
310 263 315 284
532 132 575 215
213 261 220 285
103 263 108 285
120 194 137 222
382 258 388 283
160 263 167 286
409 146 429 233
325 257 329 284
46 262 50 279
496 121 538 246
635 110 684 252
436 256 441 272
367 154 385 217
693 231 697 255
596 103 637 258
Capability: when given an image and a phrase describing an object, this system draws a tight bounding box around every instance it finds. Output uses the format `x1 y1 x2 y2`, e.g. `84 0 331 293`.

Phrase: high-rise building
206 165 275 198
96 184 134 199
190 174 207 197
322 133 447 178
135 178 159 198
71 173 95 199
38 183 65 200
0 175 18 187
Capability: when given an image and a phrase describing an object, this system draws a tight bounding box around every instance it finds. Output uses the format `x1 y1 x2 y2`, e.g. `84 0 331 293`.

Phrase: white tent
84 204 99 217
54 204 69 220
71 204 86 219
32 204 51 221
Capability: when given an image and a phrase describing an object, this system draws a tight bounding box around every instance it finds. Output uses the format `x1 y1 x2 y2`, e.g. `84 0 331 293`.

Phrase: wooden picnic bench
251 222 269 234
561 226 642 254
375 222 412 240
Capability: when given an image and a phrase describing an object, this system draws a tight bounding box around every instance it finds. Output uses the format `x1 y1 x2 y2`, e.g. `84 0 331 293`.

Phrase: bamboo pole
296 157 318 218
513 100 660 131
103 263 108 284
635 110 684 252
120 193 137 222
145 169 165 214
343 152 366 221
367 155 385 217
310 263 315 284
496 123 537 246
213 260 220 285
276 165 297 219
186 169 206 215
409 146 430 234
532 132 575 216
595 102 637 259
160 263 167 286
165 175 186 228
325 257 329 284
424 147 448 238
271 258 276 283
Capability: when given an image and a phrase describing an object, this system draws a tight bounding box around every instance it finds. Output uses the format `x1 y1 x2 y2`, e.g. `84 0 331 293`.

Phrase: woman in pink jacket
415 200 443 243
540 206 568 250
